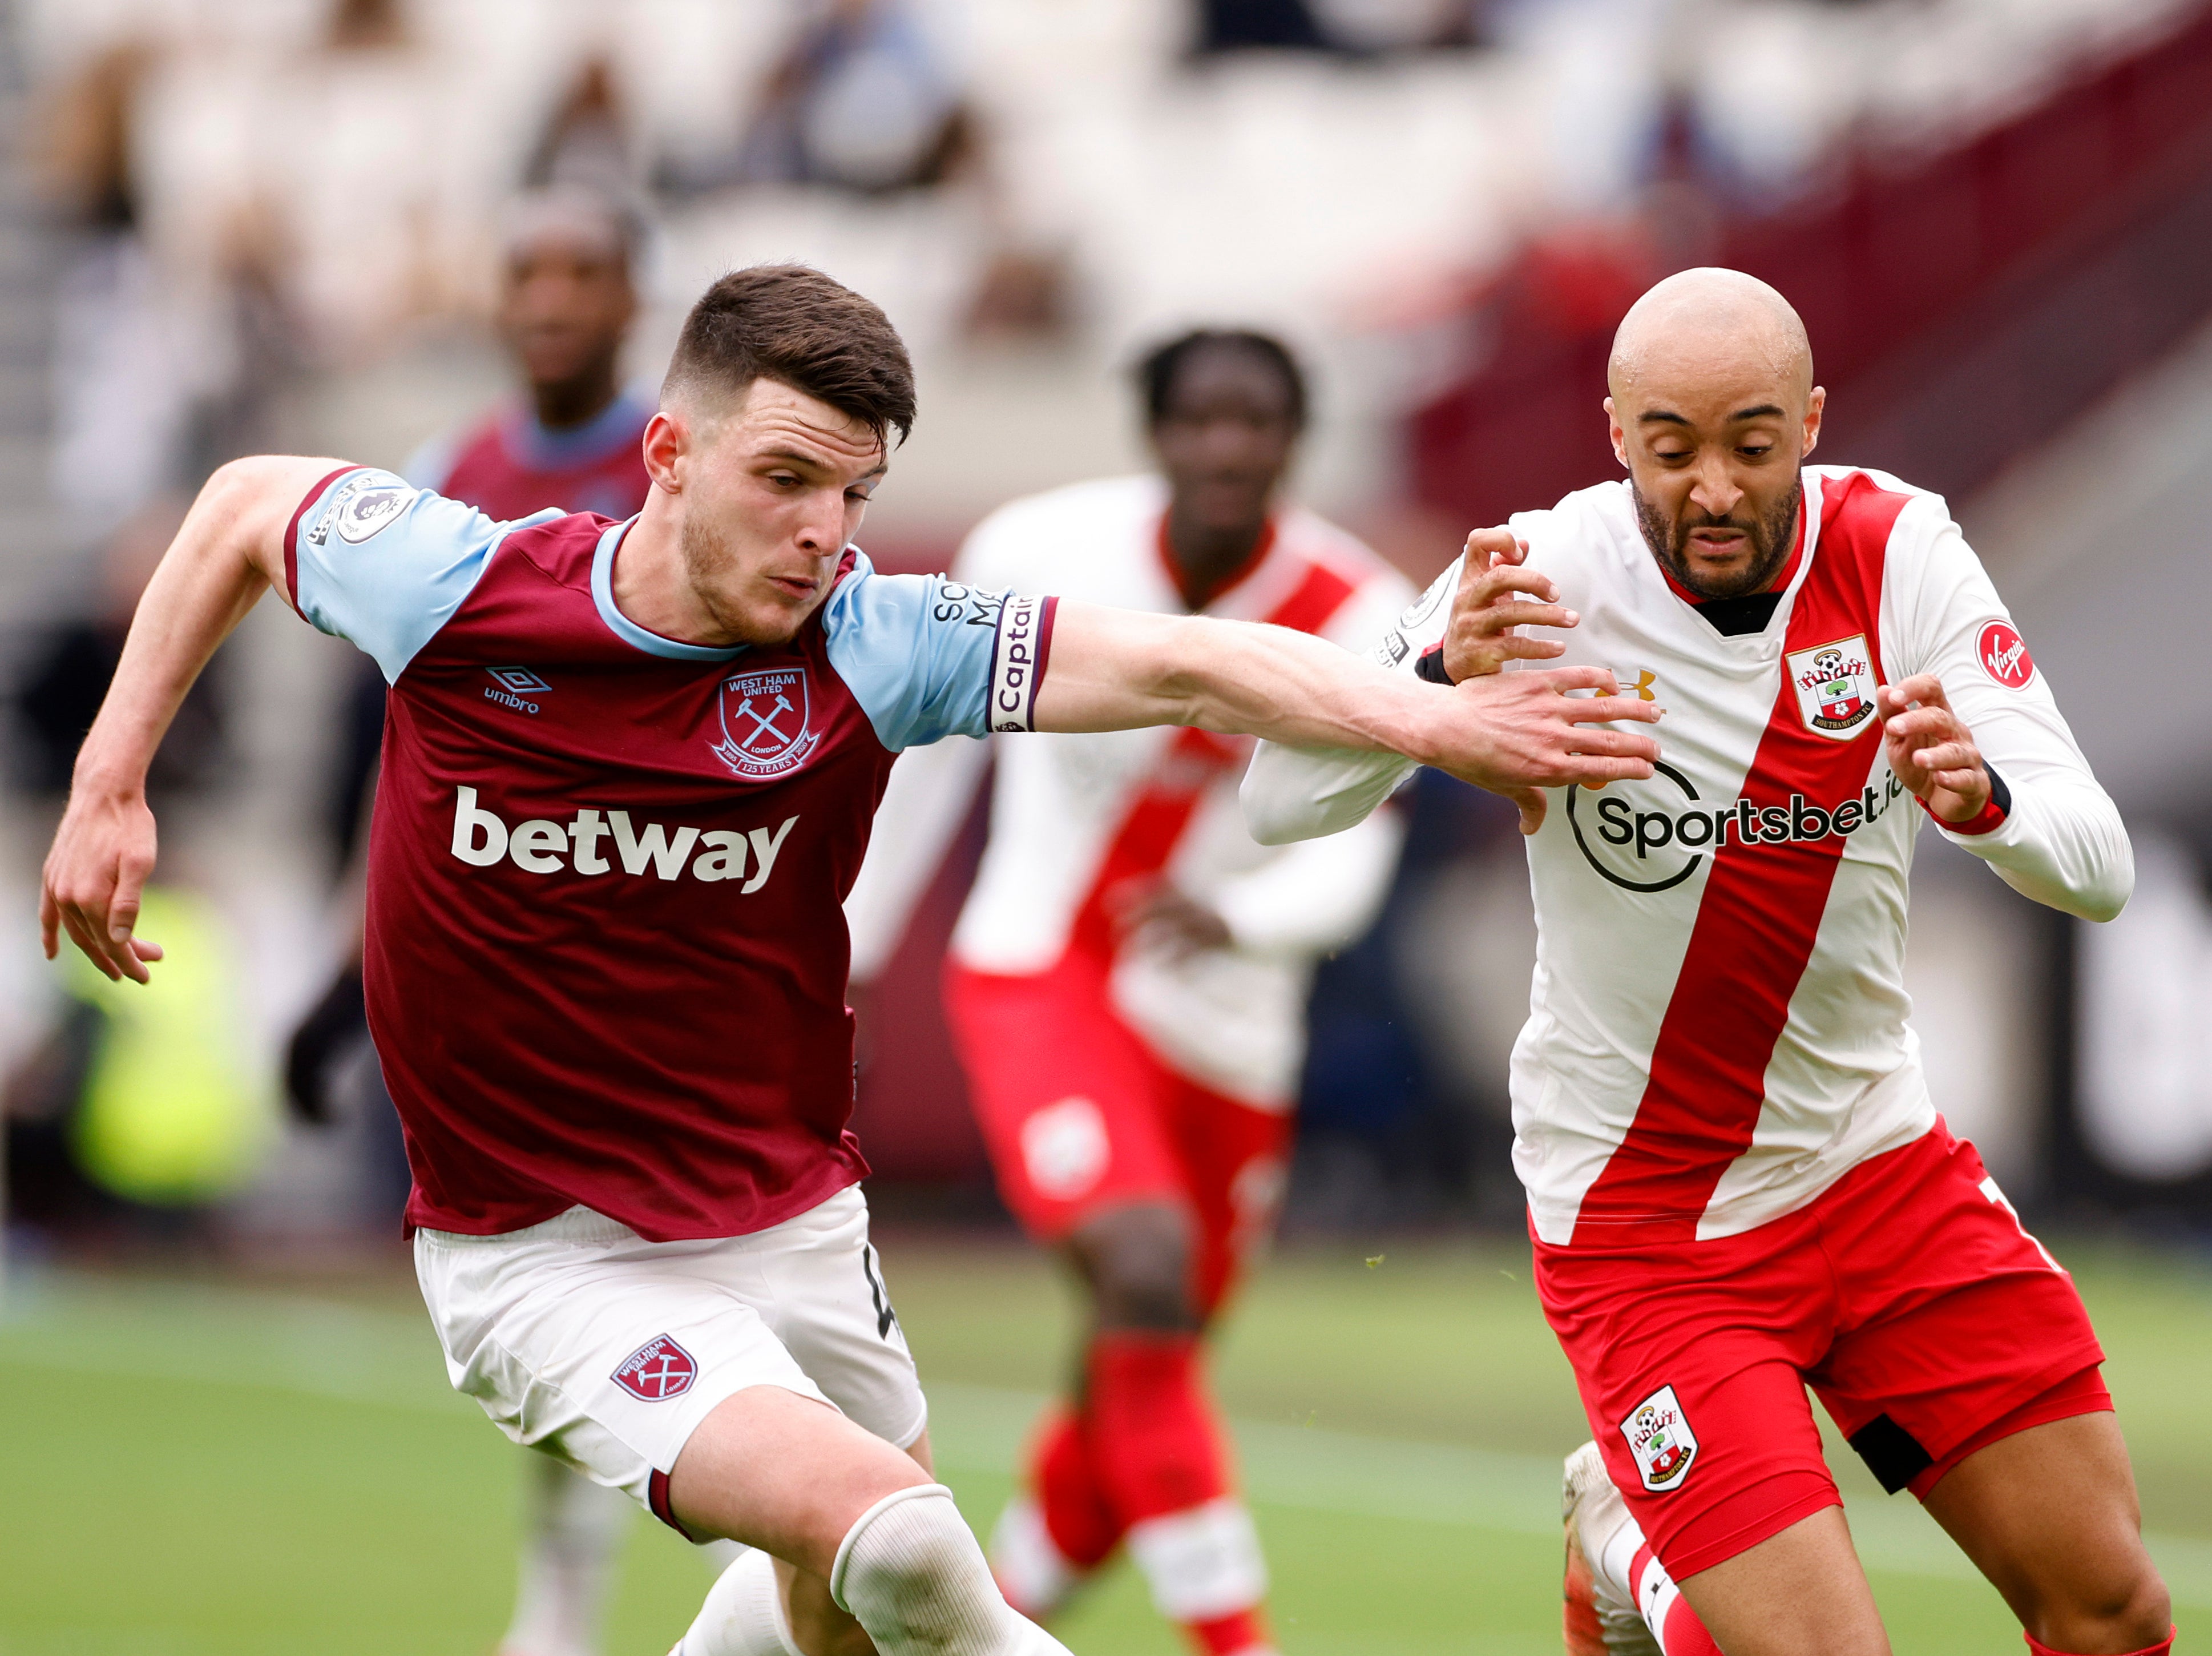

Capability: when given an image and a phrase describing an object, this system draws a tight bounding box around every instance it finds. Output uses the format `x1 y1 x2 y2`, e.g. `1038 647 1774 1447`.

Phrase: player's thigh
756 1185 930 1453
668 1383 931 1576
944 958 1184 1239
1678 1504 1891 1656
1164 1073 1291 1319
1536 1229 1841 1582
1813 1123 2106 1498
414 1212 842 1538
1921 1408 2169 1643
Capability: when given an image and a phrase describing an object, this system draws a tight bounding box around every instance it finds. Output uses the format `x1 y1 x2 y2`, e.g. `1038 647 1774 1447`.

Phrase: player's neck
611 502 729 647
531 362 623 434
1161 509 1272 612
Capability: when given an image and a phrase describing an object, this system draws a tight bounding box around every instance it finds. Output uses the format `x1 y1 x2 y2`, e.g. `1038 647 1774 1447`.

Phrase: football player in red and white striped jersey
1246 269 2172 1656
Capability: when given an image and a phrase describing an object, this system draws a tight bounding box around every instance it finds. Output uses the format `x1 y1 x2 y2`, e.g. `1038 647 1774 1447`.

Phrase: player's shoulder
1511 477 1644 578
955 474 1165 583
822 549 980 636
1807 465 1962 577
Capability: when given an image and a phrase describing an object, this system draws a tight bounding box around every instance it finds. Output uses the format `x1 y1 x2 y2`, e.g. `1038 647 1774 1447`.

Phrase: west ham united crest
611 1334 697 1402
711 666 821 780
1785 634 1878 740
1620 1384 1699 1493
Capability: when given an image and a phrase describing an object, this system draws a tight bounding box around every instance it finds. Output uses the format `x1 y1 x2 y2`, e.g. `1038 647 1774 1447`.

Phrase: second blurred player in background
846 331 1411 1656
282 187 707 1656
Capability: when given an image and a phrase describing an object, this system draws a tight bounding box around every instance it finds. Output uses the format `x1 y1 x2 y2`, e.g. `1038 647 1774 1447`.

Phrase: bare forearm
1038 607 1455 759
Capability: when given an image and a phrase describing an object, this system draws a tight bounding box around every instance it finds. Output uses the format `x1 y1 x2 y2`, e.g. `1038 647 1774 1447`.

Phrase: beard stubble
1632 476 1803 601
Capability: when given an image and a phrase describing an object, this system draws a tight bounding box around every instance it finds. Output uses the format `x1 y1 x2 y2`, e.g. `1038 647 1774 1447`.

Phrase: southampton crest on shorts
1620 1385 1698 1492
612 1334 697 1402
711 666 820 780
1785 634 1878 740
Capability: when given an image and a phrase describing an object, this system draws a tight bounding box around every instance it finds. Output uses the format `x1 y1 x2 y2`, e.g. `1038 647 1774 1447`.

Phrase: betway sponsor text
450 787 797 892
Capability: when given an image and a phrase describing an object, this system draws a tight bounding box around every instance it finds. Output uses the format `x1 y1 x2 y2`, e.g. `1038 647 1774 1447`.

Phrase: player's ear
1801 386 1826 460
642 409 686 493
1605 397 1629 469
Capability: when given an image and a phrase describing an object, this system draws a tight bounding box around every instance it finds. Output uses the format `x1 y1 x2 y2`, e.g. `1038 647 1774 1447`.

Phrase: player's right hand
1439 526 1578 682
1434 665 1662 834
40 780 164 984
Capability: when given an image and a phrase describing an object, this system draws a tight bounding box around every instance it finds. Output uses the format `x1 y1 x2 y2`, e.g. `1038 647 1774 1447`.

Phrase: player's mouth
1686 527 1749 555
766 574 820 600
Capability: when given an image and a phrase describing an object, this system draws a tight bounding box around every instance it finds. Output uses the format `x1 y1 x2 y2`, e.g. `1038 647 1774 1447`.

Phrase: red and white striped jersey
1242 466 2132 1243
845 474 1412 1106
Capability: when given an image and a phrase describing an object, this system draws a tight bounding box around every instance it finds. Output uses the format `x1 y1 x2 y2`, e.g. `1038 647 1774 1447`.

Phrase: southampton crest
711 666 820 780
1620 1384 1699 1493
1785 634 1878 740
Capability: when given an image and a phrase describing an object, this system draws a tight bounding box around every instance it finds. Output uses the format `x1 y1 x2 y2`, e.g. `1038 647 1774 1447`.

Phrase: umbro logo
484 667 548 714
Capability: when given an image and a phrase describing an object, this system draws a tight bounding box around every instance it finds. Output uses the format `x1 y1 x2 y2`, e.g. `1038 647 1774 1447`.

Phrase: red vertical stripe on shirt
1063 556 1361 962
1568 474 1911 1245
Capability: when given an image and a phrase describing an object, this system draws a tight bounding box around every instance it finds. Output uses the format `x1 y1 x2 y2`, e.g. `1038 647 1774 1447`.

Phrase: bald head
1603 269 1825 602
1609 268 1812 405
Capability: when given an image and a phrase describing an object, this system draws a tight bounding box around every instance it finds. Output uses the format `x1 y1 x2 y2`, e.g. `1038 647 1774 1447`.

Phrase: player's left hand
1440 527 1579 682
1878 674 1990 824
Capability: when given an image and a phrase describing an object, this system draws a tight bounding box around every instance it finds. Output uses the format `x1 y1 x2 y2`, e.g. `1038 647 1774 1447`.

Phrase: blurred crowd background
4 0 2212 1265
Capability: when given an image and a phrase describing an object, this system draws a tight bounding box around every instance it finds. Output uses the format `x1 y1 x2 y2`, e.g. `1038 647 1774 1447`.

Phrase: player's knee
1071 1206 1197 1331
2030 1555 2171 1653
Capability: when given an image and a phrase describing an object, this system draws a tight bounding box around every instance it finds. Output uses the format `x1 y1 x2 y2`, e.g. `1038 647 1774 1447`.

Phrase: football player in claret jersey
1244 269 2171 1656
845 331 1410 1656
41 265 1659 1656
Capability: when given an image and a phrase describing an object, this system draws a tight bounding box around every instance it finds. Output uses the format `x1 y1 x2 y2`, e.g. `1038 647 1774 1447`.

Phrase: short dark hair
664 265 917 448
1137 328 1309 432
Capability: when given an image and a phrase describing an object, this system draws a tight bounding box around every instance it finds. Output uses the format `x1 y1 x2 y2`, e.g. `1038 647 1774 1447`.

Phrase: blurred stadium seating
0 0 2206 1247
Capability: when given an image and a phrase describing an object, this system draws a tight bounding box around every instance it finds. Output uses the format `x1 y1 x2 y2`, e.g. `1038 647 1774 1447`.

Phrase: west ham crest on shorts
1620 1385 1699 1492
1785 634 1878 740
612 1334 697 1402
711 666 821 780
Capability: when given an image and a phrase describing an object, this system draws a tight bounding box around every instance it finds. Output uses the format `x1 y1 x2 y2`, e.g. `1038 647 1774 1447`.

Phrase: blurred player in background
1245 269 2171 1656
282 186 681 1656
46 266 1654 1656
845 331 1411 1656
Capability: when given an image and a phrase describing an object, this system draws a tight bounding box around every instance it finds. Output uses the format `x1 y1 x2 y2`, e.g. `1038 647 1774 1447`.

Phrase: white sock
1593 1506 1688 1653
987 1494 1084 1620
1124 1497 1267 1626
672 1546 801 1656
500 1457 635 1656
830 1484 1074 1656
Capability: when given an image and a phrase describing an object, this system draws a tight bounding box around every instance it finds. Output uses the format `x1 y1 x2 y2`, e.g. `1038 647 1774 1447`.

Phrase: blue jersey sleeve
285 466 556 683
821 554 1058 751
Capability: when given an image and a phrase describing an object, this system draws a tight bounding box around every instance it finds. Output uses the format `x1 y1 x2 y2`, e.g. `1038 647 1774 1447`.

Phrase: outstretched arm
42 455 345 982
1034 597 1657 808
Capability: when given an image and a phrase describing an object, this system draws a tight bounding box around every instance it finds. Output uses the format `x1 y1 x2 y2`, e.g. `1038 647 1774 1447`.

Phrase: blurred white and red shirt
846 474 1413 1107
1242 466 2132 1243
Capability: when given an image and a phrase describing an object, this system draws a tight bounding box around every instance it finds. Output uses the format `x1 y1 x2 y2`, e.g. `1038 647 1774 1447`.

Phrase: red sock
2025 1631 2175 1656
1085 1331 1229 1522
1030 1407 1121 1570
1088 1332 1270 1655
1188 1608 1271 1656
1629 1542 1723 1656
1659 1597 1724 1656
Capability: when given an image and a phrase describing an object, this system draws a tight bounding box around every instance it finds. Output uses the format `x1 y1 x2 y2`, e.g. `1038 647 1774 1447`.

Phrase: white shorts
414 1185 926 1536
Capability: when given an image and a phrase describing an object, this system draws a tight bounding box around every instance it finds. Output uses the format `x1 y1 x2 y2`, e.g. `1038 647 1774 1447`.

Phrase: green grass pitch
1 1230 2207 1654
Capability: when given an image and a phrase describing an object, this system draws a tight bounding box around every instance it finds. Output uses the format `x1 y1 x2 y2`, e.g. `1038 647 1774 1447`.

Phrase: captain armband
988 594 1059 733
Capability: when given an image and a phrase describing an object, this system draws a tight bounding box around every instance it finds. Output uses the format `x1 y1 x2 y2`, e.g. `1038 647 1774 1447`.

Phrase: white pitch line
7 1278 2210 1608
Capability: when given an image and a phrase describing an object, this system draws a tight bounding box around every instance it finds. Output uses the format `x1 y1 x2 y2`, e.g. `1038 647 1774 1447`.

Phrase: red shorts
1536 1121 2109 1581
943 955 1291 1316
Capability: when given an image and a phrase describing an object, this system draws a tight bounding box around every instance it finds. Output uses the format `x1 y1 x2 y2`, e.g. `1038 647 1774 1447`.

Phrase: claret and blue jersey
281 466 1057 1242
